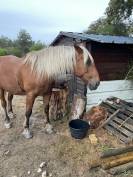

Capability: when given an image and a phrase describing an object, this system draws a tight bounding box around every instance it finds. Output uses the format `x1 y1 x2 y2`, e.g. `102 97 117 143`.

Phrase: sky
0 0 110 44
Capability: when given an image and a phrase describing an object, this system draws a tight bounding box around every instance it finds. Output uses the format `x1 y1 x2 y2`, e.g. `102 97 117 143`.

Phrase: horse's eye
86 59 91 66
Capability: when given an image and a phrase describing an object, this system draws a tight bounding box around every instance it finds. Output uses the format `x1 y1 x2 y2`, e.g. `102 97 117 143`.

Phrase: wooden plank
108 162 133 175
109 120 133 138
102 152 133 170
101 146 133 158
113 117 133 131
105 102 121 109
102 102 133 125
101 102 116 112
108 111 133 132
105 124 129 143
104 102 131 116
103 102 133 117
97 109 120 129
118 102 133 113
108 111 133 125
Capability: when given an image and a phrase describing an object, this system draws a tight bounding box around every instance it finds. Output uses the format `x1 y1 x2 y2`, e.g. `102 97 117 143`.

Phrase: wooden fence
87 80 133 110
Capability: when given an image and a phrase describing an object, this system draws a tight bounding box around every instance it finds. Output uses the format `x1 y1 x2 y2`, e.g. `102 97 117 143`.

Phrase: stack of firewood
90 146 133 175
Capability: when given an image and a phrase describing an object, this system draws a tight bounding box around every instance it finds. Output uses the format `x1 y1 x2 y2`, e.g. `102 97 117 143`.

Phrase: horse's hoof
45 123 54 134
8 112 15 119
22 129 33 139
4 122 12 129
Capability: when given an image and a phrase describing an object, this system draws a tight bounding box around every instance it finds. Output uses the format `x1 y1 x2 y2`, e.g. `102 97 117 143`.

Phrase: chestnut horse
0 45 100 138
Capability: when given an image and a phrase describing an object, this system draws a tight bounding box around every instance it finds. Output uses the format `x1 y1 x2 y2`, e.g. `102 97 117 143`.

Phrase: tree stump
49 87 69 121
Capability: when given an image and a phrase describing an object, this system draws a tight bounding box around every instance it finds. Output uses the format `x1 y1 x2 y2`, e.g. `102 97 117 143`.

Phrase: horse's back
0 55 22 72
0 55 23 94
0 55 22 63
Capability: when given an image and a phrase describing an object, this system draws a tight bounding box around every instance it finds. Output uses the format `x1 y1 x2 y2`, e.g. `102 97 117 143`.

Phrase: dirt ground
0 96 132 177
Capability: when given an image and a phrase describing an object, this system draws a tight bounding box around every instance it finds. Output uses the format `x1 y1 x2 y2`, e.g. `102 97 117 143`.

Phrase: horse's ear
74 44 83 54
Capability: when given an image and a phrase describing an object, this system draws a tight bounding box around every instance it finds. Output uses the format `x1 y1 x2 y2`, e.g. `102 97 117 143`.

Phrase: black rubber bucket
69 119 90 139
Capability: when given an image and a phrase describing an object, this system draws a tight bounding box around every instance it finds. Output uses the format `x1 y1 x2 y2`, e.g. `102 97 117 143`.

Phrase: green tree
86 18 129 36
16 29 33 56
0 36 13 48
7 47 22 57
0 30 46 57
85 0 133 36
30 40 45 51
106 0 133 23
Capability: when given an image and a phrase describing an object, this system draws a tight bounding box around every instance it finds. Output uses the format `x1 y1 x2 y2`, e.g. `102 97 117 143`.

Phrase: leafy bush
7 47 22 57
0 29 46 57
0 48 8 56
30 41 45 51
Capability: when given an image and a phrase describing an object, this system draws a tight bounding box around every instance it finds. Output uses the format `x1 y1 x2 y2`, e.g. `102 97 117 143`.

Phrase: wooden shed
51 32 133 99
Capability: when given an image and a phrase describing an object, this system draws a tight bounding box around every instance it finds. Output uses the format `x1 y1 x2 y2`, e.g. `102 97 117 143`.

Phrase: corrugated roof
51 31 133 45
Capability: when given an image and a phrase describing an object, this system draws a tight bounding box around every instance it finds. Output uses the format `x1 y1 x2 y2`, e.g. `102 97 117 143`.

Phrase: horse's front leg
22 93 36 139
43 94 54 134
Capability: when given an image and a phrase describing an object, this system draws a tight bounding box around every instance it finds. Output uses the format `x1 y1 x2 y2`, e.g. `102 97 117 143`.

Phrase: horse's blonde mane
23 45 92 79
80 46 94 64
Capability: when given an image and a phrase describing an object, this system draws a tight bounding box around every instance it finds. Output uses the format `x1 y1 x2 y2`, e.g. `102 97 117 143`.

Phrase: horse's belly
0 73 24 94
0 78 24 95
0 57 24 94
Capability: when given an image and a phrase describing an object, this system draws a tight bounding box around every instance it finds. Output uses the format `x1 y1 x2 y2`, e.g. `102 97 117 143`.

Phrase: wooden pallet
101 97 133 144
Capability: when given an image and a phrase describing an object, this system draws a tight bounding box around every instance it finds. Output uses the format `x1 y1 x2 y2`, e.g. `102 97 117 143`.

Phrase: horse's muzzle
88 81 100 90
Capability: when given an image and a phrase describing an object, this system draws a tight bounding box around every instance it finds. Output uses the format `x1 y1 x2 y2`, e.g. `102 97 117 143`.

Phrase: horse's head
74 45 100 90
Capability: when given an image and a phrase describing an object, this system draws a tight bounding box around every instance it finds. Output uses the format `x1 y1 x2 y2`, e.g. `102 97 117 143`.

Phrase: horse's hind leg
7 93 15 119
22 93 36 139
43 94 54 134
0 89 11 128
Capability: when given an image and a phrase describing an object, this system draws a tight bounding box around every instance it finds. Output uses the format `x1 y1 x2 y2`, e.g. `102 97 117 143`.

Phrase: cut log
89 160 101 169
108 161 133 175
101 146 133 158
90 152 133 170
102 152 133 170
